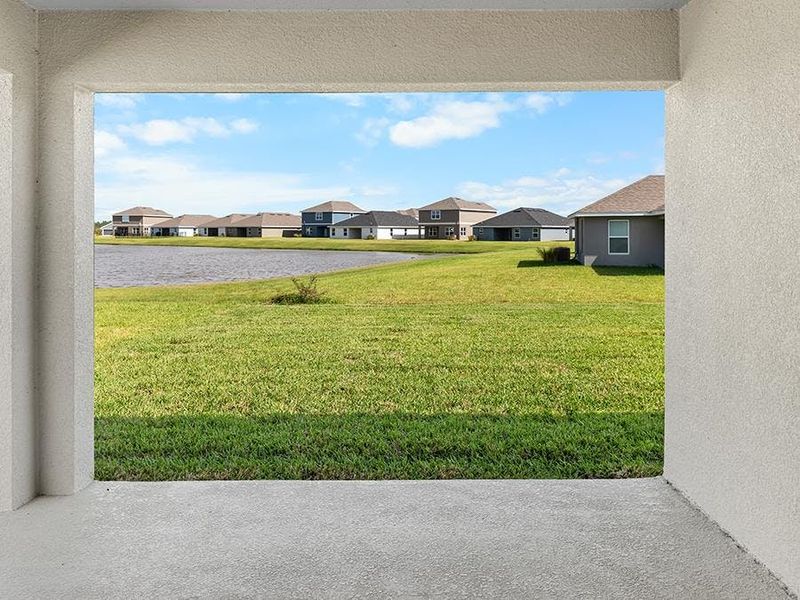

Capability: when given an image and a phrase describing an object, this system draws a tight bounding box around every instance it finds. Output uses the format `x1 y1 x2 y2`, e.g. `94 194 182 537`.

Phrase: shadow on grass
95 411 663 481
517 260 579 268
591 266 664 277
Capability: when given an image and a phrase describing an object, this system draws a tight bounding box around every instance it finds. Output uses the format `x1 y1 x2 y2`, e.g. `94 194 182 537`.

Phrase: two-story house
300 201 365 237
417 197 496 240
111 206 172 236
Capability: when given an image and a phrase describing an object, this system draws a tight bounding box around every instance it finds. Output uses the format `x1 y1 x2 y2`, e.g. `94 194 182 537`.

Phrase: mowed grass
95 246 665 480
95 234 536 254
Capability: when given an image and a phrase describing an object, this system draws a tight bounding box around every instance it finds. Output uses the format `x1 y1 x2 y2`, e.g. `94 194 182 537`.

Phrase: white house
329 211 421 240
151 214 216 237
98 222 114 236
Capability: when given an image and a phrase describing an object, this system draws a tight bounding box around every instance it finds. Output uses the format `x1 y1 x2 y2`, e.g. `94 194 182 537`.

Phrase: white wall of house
176 226 196 237
666 0 799 592
539 227 573 242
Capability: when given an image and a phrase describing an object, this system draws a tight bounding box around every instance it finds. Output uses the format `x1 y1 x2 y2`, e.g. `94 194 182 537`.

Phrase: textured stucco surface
0 478 792 599
32 8 678 497
0 0 38 511
665 0 800 594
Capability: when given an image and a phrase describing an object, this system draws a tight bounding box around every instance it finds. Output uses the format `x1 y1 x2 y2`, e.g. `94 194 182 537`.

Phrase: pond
94 245 428 288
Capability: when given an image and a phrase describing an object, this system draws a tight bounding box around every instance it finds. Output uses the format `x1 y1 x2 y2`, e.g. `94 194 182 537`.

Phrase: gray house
301 200 365 237
570 175 665 268
474 207 573 241
329 211 420 239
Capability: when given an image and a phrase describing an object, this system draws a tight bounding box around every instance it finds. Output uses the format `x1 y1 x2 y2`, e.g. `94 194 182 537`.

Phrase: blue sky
94 91 664 221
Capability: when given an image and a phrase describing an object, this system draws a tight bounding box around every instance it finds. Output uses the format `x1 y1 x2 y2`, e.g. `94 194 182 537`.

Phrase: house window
331 228 336 236
121 215 130 223
315 212 323 221
430 210 441 220
513 228 521 239
608 220 630 255
445 226 454 237
305 226 312 235
478 227 483 234
460 226 467 237
427 226 439 238
343 228 348 237
532 228 540 241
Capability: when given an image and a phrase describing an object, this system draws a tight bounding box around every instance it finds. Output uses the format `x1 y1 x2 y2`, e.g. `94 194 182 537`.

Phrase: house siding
419 209 494 239
575 216 664 268
301 211 360 237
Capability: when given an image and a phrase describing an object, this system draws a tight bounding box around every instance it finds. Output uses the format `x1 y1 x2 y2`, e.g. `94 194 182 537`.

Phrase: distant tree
94 220 109 235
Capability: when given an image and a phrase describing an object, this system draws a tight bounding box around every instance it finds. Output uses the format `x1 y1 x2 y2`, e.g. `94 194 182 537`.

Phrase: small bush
270 276 331 305
537 246 572 263
366 234 375 240
467 235 477 242
447 234 457 241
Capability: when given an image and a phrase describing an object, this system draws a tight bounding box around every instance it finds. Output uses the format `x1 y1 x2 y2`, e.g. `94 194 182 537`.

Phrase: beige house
198 213 301 237
417 197 496 240
151 214 216 237
111 206 172 237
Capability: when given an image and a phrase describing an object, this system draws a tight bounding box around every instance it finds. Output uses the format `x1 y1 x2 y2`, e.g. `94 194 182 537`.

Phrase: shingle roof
570 176 665 217
234 212 302 228
302 200 365 214
475 207 571 228
113 206 172 218
397 208 419 219
198 214 252 228
334 211 420 228
418 197 496 213
152 214 216 228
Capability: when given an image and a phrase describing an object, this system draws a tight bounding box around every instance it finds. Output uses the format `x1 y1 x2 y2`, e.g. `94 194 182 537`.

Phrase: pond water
94 245 428 288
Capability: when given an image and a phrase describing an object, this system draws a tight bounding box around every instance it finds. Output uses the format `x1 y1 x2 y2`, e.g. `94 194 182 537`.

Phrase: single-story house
301 200 365 237
111 206 172 236
329 211 421 239
473 207 573 241
227 212 302 238
570 175 665 268
151 214 216 237
98 222 114 236
196 214 251 237
417 197 496 240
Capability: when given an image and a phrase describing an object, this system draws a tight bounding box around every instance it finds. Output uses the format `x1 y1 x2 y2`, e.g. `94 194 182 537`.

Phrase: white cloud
522 92 574 115
95 153 351 219
457 170 635 215
94 130 127 158
117 117 259 145
389 97 511 148
230 118 259 134
356 117 390 146
95 93 143 110
215 93 249 103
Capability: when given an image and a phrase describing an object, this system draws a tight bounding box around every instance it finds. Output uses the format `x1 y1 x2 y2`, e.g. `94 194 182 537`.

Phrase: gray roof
418 197 496 213
152 214 217 228
475 207 572 228
302 200 365 214
570 175 665 217
112 206 172 218
198 214 252 228
397 208 419 219
334 211 420 228
234 212 302 228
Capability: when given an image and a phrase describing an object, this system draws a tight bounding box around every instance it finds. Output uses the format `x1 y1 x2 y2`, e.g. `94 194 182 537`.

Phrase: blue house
300 200 366 237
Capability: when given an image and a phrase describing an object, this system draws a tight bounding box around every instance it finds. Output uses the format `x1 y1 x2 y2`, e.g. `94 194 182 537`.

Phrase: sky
94 91 664 221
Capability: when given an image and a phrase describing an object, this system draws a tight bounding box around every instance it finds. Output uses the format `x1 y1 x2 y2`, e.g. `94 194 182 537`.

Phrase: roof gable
334 211 420 228
301 200 365 214
113 206 172 218
570 175 665 217
418 197 496 213
475 207 571 228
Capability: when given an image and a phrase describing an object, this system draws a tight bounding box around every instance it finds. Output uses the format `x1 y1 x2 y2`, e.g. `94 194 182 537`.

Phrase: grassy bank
95 247 665 480
95 235 552 254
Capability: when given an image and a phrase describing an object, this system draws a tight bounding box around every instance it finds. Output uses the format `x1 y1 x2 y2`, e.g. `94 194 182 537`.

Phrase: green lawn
95 235 543 254
95 245 665 480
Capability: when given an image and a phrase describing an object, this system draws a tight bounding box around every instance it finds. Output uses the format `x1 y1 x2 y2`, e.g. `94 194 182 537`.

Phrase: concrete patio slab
0 478 791 599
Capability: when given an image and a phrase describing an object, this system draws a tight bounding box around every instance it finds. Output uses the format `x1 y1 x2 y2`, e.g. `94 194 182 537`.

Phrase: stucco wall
666 0 799 593
0 0 38 511
576 216 664 267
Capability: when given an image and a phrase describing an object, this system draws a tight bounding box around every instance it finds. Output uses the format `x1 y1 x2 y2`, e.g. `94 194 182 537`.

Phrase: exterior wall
260 227 297 238
29 8 678 503
420 209 495 239
475 226 571 241
575 216 664 267
666 0 799 593
540 227 573 242
302 212 360 236
0 0 38 511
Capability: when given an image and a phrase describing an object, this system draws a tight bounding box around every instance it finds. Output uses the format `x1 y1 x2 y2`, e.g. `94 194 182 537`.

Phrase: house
397 208 419 220
196 214 252 237
473 207 573 241
417 197 496 240
225 212 302 238
329 211 421 240
98 222 114 236
151 214 216 237
570 175 664 268
111 206 172 236
301 200 365 237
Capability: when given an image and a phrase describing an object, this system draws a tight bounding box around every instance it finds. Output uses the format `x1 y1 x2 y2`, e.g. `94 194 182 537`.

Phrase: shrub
447 234 457 241
270 276 331 305
366 234 375 240
467 235 477 242
537 246 572 263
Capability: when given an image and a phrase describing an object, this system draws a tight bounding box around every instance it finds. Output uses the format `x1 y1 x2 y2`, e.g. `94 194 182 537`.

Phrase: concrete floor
1 478 791 599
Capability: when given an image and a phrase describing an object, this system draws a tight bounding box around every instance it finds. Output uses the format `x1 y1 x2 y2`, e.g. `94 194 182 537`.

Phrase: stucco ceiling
25 0 690 10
